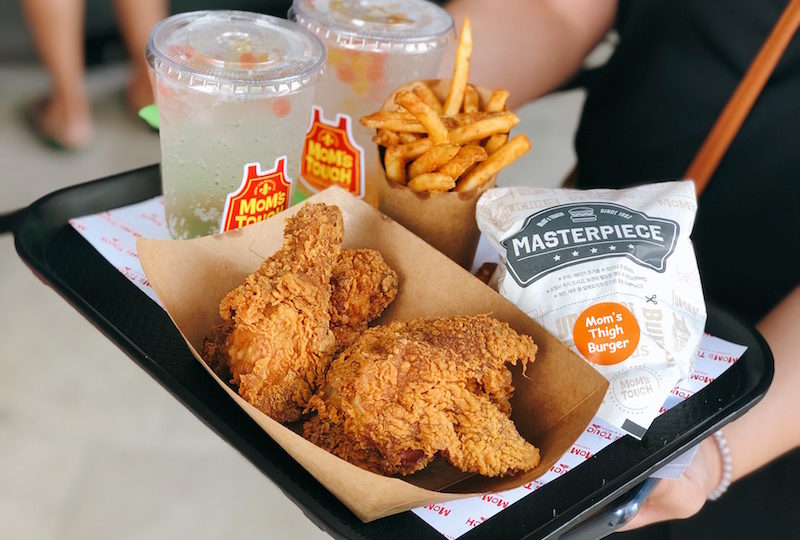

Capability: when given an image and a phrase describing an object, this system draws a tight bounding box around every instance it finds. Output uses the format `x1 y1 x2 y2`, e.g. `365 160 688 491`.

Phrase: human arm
445 0 618 108
624 286 800 529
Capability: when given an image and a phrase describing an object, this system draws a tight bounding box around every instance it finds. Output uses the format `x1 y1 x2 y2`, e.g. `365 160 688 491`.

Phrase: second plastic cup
290 0 454 206
147 10 326 239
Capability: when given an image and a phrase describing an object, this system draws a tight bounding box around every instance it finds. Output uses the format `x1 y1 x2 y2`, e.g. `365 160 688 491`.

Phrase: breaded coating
203 251 397 378
203 322 232 382
212 204 343 423
330 249 398 353
303 315 540 477
201 208 398 423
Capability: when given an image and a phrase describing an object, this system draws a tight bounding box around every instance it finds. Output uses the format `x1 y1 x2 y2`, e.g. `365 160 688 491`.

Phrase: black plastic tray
13 165 773 540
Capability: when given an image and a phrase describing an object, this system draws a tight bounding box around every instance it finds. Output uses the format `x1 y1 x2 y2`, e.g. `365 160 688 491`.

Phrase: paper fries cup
138 187 607 522
378 169 495 270
376 80 498 270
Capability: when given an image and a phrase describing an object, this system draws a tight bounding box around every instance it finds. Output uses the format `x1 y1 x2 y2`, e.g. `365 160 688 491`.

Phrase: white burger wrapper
476 181 707 438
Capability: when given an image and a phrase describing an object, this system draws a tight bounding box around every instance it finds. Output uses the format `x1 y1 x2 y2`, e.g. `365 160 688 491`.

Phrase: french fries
361 111 459 132
373 129 401 147
484 90 510 154
394 90 450 145
384 146 408 184
485 134 508 155
360 112 430 133
443 18 472 116
393 137 433 160
485 89 509 113
449 113 520 144
408 173 455 192
397 132 422 144
438 145 487 179
455 134 531 192
463 85 479 113
408 144 461 178
361 17 530 194
412 83 443 114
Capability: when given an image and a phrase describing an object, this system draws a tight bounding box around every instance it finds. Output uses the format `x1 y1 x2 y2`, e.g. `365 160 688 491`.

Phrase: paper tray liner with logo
375 80 499 270
137 187 607 522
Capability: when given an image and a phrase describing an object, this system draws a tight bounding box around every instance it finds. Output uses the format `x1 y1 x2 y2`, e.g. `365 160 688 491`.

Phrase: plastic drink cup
146 11 325 239
289 0 453 206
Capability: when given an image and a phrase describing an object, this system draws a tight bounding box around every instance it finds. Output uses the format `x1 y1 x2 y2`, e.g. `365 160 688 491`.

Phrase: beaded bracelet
707 430 733 501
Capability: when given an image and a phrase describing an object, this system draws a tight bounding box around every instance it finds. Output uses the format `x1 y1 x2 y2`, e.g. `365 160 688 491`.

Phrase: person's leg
21 0 93 148
113 0 167 111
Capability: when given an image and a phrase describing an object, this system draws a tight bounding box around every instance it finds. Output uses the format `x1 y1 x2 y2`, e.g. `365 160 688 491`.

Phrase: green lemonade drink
147 11 325 239
290 0 453 207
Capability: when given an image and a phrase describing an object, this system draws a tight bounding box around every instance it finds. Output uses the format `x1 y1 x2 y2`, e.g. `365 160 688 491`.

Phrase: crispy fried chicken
330 248 399 353
201 204 398 423
210 203 342 423
303 315 540 477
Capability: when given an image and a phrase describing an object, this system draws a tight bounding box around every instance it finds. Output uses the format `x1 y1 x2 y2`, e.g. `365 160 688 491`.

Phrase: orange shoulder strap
685 0 800 195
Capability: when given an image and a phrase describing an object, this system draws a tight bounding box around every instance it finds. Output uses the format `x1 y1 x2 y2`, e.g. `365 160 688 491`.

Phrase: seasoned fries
361 112 429 133
443 18 472 116
449 113 520 144
438 145 487 179
361 18 530 194
463 85 479 113
485 90 510 113
361 111 458 132
456 134 531 192
484 90 510 154
408 144 461 178
384 146 408 184
394 137 433 160
395 91 450 145
373 129 401 147
408 172 455 192
412 83 443 114
485 134 508 155
397 132 421 144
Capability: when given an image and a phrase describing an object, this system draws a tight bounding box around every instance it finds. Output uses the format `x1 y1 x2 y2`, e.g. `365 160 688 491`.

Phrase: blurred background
0 1 586 538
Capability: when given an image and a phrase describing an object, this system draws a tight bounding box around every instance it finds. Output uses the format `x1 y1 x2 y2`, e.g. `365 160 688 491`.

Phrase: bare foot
30 96 94 149
126 68 156 112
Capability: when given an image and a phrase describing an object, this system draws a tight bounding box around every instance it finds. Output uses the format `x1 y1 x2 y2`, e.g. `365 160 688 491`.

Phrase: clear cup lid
146 10 326 95
289 0 454 53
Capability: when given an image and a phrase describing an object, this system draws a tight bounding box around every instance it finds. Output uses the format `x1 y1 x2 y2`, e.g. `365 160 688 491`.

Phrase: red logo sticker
300 106 365 197
220 157 292 232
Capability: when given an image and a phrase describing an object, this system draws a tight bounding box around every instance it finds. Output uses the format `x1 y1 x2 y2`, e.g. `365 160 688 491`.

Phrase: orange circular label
573 303 640 365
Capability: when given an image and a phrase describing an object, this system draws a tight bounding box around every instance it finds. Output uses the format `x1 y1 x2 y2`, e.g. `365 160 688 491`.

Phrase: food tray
13 165 773 540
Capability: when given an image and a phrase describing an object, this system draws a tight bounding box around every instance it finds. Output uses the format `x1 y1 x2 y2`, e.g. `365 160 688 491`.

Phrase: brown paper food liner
138 187 607 522
375 80 500 270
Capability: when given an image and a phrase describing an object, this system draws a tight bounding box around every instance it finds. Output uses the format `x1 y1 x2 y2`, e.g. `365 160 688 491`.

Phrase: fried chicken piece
203 250 397 374
203 322 232 382
330 249 398 353
201 207 398 423
303 315 540 477
210 203 343 423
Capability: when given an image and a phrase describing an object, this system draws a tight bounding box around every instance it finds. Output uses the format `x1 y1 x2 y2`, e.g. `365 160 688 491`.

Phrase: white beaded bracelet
707 430 733 501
